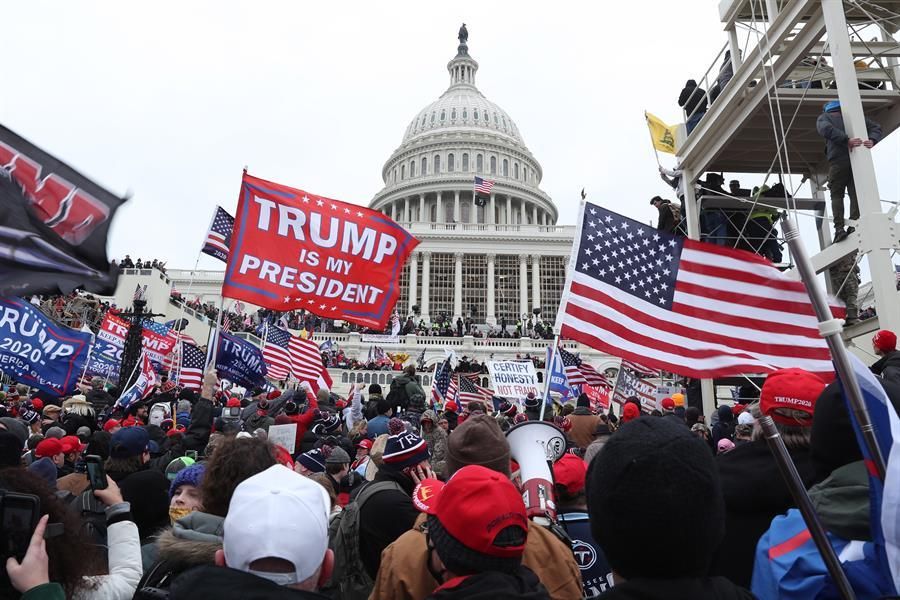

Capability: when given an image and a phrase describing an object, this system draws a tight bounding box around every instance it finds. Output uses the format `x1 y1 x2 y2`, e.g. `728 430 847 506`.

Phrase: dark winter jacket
816 109 882 163
391 373 426 408
678 80 708 116
711 405 735 447
137 511 225 593
86 389 115 413
654 200 677 234
711 440 816 587
871 350 900 386
170 565 330 599
599 577 754 599
244 412 274 433
427 567 551 600
358 469 419 579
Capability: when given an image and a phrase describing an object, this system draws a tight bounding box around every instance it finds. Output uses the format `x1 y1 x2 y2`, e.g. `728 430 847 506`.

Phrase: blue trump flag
210 330 268 391
545 345 576 402
85 338 122 382
0 297 93 396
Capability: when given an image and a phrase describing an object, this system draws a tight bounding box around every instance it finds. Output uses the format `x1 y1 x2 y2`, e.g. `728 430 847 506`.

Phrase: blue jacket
368 414 390 438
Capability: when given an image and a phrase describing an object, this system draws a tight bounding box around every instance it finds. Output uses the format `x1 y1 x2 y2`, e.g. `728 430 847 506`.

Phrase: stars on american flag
576 206 683 309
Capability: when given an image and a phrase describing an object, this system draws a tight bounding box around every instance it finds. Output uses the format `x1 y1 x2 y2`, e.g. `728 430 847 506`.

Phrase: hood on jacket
169 565 330 600
430 566 550 600
717 404 734 424
157 511 226 567
717 440 816 513
808 460 870 541
421 410 438 424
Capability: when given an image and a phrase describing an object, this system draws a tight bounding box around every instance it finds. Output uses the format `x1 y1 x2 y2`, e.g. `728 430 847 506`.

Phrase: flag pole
79 332 96 389
540 337 559 421
760 416 857 600
782 216 886 479
644 111 663 168
609 361 625 414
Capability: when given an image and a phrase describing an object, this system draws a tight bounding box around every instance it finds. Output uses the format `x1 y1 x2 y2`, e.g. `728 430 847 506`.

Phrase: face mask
247 569 299 586
169 506 193 524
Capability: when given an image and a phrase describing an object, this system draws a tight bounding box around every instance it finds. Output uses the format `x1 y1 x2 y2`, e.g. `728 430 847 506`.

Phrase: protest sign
360 334 401 344
488 360 542 399
0 298 92 395
267 423 297 454
584 384 610 411
222 172 419 329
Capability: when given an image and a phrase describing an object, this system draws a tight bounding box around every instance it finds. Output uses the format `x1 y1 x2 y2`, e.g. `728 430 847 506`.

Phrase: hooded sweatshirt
711 405 735 447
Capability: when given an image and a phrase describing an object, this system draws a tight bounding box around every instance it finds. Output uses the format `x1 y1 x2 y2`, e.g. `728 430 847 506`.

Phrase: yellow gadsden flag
645 112 677 155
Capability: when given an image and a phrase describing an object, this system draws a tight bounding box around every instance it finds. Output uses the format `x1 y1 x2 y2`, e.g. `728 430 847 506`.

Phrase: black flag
0 124 125 296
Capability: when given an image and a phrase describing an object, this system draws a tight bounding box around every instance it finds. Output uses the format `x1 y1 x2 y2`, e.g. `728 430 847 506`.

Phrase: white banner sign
488 360 542 399
360 334 400 344
267 423 297 455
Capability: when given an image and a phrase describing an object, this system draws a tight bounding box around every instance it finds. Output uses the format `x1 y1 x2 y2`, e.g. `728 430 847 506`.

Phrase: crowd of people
0 330 897 599
116 256 168 274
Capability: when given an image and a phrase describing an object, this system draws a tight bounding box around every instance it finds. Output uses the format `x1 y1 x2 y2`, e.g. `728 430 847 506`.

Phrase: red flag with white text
222 173 419 329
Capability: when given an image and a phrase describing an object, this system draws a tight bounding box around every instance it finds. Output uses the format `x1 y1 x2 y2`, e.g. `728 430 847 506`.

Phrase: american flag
556 202 839 379
202 206 234 263
578 361 612 389
222 314 232 333
445 376 459 406
133 284 147 302
557 346 587 386
620 359 656 376
432 358 452 406
456 375 485 407
474 176 495 196
178 342 205 390
261 324 332 391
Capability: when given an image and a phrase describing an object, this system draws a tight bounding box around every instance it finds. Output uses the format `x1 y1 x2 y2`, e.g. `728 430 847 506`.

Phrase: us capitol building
368 27 575 327
109 28 615 376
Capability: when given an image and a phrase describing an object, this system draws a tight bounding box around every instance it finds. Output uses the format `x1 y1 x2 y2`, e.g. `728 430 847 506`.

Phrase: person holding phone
2 468 143 599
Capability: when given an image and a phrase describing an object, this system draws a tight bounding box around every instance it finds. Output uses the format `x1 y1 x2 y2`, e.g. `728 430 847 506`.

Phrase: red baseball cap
552 453 587 496
873 330 897 353
356 438 374 450
622 402 640 423
29 399 44 412
35 438 65 458
661 397 675 411
103 419 121 433
759 368 825 426
226 398 241 408
60 435 86 454
413 465 527 561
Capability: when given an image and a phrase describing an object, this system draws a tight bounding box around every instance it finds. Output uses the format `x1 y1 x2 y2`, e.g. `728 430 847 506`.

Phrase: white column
822 0 900 335
418 194 425 223
470 194 478 224
519 254 529 320
390 201 397 222
520 199 527 224
765 0 778 24
453 252 463 320
486 253 496 325
421 251 431 322
506 196 513 224
531 254 541 313
489 193 496 225
436 192 444 223
408 252 418 315
454 191 460 223
532 205 538 225
404 197 410 223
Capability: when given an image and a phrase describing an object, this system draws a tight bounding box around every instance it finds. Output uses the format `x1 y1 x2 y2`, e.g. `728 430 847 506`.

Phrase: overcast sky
3 1 898 272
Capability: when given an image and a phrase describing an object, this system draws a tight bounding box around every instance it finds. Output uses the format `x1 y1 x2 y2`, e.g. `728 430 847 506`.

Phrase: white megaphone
506 420 567 524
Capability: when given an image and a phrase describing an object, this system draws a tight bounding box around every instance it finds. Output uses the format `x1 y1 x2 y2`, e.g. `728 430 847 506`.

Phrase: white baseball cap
223 465 331 584
737 411 755 426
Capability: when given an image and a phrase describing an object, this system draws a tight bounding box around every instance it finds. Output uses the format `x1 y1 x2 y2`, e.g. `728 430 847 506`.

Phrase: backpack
387 380 410 412
324 480 403 600
668 203 682 227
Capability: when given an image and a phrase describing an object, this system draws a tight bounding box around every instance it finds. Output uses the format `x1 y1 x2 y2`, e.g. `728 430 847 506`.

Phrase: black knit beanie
586 417 724 579
576 393 590 409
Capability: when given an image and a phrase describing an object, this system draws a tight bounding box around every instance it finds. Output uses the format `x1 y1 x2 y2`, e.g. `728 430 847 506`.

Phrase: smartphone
86 454 108 491
0 492 40 562
185 450 198 461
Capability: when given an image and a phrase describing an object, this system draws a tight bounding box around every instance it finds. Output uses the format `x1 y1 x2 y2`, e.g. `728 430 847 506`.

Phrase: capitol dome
370 31 556 226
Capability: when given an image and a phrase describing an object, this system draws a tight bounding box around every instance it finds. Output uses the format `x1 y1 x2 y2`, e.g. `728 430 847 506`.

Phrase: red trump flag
222 172 419 329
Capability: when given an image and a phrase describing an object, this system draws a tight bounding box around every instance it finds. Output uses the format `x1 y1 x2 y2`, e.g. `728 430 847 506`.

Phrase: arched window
401 164 406 179
421 157 427 175
490 156 497 175
502 116 507 129
451 108 456 120
409 160 415 177
462 108 468 120
433 154 441 173
430 112 435 124
523 166 528 182
484 111 490 122
476 154 483 173
502 159 508 177
462 153 469 171
494 114 499 125
393 168 397 182
474 109 479 120
440 110 446 122
514 163 519 179
448 153 455 172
